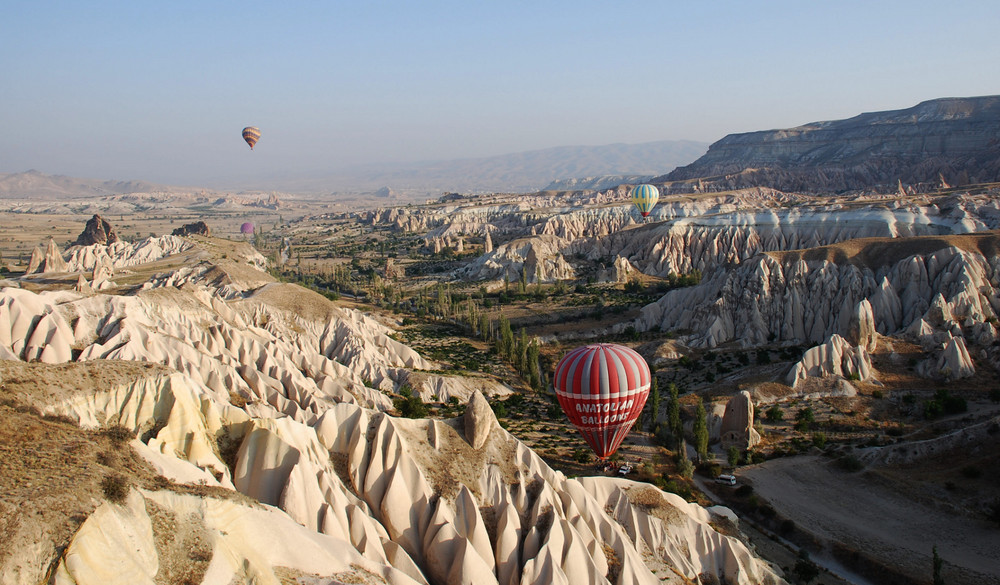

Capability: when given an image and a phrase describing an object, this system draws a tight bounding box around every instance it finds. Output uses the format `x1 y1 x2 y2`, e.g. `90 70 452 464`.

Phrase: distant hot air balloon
630 184 659 218
242 126 261 150
240 222 254 235
553 344 651 460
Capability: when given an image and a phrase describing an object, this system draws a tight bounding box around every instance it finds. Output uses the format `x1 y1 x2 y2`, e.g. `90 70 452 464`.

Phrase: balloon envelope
630 184 659 218
553 343 651 459
242 126 260 150
240 222 254 234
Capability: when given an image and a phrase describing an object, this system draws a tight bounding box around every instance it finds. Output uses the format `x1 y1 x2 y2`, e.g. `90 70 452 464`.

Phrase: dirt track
742 456 1000 585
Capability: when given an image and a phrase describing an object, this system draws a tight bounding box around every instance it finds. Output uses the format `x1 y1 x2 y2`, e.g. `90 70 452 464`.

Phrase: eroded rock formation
26 238 68 274
172 221 211 237
720 391 761 450
75 214 119 246
664 96 1000 192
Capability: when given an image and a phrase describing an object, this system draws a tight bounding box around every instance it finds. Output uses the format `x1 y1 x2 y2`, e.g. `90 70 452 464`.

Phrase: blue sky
2 0 999 187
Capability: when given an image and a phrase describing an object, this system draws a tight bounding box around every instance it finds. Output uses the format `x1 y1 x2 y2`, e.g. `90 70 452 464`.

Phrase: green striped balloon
630 184 659 217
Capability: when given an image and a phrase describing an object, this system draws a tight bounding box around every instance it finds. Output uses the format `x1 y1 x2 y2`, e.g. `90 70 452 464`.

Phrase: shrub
393 386 428 418
765 405 784 423
662 479 694 501
734 485 754 497
102 425 134 446
924 388 967 419
990 388 1000 404
793 556 820 584
960 465 982 479
698 462 722 479
837 455 863 472
727 446 740 467
101 474 130 503
811 432 827 449
987 500 1000 527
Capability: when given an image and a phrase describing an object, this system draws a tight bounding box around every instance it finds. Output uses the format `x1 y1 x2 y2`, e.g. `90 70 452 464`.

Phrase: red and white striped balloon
553 343 651 459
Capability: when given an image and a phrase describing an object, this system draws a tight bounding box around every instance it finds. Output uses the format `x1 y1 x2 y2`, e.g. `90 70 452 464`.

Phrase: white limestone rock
786 334 874 388
917 335 975 380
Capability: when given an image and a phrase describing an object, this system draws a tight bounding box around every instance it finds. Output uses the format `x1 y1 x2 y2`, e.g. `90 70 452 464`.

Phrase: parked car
715 474 737 486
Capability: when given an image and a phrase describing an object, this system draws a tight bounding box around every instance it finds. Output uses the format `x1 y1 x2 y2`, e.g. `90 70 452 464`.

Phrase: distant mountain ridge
662 96 1000 193
264 140 709 194
5 140 709 198
0 169 187 199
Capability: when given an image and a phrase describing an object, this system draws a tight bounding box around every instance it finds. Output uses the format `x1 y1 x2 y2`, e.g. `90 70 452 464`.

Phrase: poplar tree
667 383 681 449
647 375 661 432
693 396 709 462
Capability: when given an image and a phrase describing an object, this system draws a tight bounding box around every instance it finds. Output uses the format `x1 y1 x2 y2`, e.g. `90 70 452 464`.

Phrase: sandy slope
741 456 1000 585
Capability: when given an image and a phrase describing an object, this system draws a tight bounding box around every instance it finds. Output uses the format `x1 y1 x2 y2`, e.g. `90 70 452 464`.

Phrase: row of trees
644 377 720 478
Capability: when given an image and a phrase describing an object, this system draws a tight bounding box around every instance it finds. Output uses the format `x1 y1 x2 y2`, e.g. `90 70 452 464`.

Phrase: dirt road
741 456 1000 585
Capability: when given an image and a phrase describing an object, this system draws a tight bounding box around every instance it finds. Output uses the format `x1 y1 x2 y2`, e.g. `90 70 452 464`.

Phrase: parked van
715 474 737 486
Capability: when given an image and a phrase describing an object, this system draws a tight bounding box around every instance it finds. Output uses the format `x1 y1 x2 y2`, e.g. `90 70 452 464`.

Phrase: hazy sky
2 0 999 188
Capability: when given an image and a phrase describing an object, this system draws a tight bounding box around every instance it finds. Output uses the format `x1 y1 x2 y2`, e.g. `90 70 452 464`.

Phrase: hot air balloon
553 343 651 459
630 184 659 218
240 222 254 235
242 126 261 150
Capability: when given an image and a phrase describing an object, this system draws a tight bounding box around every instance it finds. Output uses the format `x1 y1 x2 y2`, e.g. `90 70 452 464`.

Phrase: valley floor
742 456 1000 585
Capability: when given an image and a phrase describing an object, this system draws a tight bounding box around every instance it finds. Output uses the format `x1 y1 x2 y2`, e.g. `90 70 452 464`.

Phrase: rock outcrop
456 234 575 283
634 237 1000 354
916 334 976 380
172 221 210 237
26 238 68 274
786 334 874 388
720 391 761 450
75 214 119 246
65 235 193 272
664 96 1000 192
38 369 784 585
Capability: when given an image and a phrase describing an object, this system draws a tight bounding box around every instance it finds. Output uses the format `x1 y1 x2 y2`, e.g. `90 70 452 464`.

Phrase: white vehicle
618 463 634 476
715 474 737 486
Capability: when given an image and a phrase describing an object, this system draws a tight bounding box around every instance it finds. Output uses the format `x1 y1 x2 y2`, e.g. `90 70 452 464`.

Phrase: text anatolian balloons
553 343 651 459
242 126 261 150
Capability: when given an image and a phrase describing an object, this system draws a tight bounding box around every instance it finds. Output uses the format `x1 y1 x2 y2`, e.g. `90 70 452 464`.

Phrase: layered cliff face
664 96 1000 192
456 234 576 284
454 189 1000 287
630 235 999 387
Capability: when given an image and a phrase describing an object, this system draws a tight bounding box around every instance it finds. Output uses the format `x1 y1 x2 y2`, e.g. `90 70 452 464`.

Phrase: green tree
765 405 784 423
693 397 709 462
496 315 514 359
793 552 820 584
794 406 815 432
647 375 661 432
667 383 681 449
675 439 694 479
933 545 945 585
393 386 428 418
727 446 740 468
